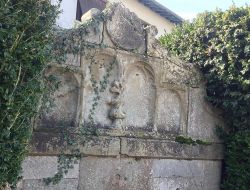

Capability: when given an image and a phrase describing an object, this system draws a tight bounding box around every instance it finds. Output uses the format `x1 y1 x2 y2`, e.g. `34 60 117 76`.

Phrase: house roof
138 0 183 24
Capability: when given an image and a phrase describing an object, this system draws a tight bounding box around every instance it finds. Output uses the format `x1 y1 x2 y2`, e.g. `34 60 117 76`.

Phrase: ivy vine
0 0 60 188
43 5 117 185
175 136 211 145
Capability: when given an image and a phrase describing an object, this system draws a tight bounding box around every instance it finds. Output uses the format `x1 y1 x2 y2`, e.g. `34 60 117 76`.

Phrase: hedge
160 6 250 190
0 0 59 188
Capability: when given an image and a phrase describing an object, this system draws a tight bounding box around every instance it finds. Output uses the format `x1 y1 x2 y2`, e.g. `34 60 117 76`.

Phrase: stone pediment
23 4 224 190
36 3 223 140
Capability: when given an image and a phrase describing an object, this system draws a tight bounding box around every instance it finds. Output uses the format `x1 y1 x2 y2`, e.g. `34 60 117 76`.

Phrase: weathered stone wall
20 4 224 190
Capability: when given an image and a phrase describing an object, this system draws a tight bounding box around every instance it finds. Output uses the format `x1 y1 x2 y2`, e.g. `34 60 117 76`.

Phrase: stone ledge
30 132 223 160
121 138 223 160
29 132 120 156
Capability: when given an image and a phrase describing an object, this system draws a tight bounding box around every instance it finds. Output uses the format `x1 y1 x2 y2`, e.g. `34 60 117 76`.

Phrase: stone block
121 138 223 160
22 179 78 190
151 160 221 190
30 132 120 156
188 87 224 142
78 157 152 190
160 56 201 88
78 157 221 190
71 17 103 45
106 4 146 54
79 136 120 156
203 161 223 190
22 156 79 179
29 132 67 154
102 26 115 48
81 22 103 45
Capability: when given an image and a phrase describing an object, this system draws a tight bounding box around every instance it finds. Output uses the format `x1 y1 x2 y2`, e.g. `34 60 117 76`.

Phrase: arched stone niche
39 67 80 128
122 62 156 130
155 89 183 134
83 53 119 127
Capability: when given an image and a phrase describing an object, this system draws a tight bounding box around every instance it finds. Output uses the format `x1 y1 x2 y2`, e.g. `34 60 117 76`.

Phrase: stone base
20 156 221 190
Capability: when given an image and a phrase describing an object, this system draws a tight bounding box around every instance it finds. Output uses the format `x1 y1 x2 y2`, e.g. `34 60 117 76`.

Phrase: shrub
160 6 250 190
0 0 59 188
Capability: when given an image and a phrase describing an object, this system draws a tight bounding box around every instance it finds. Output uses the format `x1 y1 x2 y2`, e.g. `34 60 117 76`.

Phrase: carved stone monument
108 80 126 128
20 4 224 190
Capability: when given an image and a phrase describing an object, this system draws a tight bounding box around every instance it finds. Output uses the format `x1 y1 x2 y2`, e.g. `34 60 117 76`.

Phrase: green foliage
43 154 80 185
0 0 59 188
160 5 250 190
175 136 211 145
43 55 117 185
43 9 117 185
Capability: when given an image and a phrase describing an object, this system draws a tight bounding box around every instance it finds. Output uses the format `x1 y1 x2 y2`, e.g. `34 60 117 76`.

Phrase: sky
156 0 249 20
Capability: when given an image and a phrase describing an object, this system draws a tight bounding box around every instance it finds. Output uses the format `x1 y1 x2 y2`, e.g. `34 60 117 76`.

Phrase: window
76 0 107 20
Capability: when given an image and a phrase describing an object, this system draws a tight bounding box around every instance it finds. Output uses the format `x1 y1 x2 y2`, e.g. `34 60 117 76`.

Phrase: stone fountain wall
19 4 224 190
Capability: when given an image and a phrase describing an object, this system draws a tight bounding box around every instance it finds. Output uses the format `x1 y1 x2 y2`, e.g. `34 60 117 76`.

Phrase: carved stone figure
108 81 126 128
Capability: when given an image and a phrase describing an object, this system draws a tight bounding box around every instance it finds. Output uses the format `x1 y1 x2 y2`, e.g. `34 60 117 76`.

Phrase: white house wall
109 0 175 37
52 0 175 37
51 0 78 29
